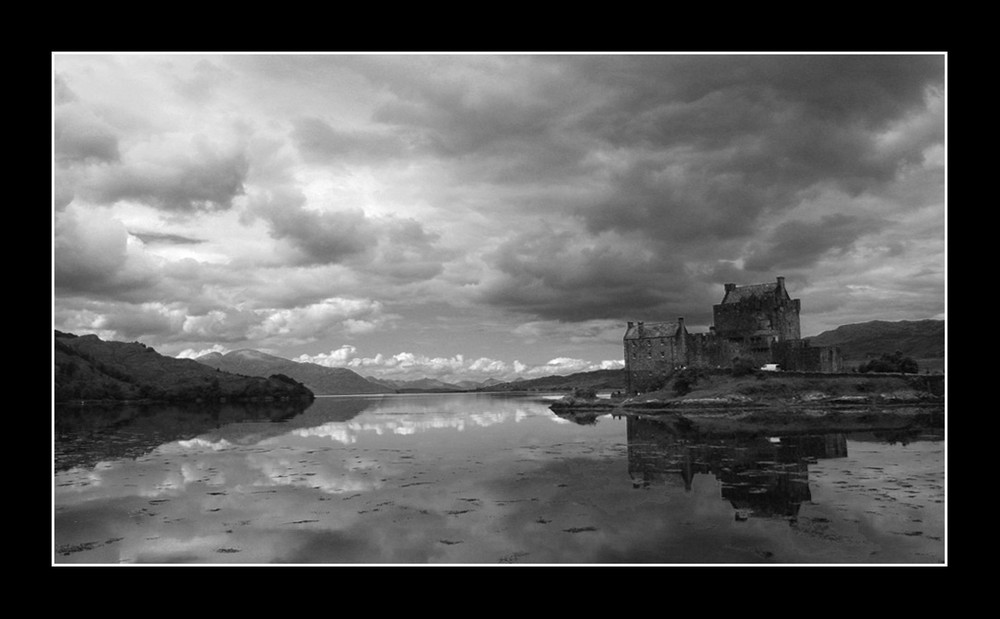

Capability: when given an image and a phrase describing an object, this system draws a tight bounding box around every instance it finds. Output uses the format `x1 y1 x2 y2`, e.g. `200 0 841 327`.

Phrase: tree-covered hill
55 331 314 404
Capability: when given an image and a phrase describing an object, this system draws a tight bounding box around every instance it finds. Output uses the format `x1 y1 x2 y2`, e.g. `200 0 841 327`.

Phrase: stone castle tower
623 277 841 393
713 276 801 349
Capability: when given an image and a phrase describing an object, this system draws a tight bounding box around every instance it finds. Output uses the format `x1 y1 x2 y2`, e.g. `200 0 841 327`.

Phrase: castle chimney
777 276 785 290
724 283 736 293
627 321 634 329
637 321 645 337
677 316 685 332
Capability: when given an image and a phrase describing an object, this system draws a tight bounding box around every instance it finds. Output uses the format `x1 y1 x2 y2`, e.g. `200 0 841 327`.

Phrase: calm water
53 393 945 565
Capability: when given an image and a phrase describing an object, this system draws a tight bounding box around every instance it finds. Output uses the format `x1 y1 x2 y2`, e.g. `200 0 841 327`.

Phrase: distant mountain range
55 319 945 403
195 350 395 395
55 331 313 404
481 369 627 393
805 319 945 364
365 376 504 392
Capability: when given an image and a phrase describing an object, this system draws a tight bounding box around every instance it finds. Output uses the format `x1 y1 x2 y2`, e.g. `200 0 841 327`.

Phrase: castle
623 277 843 393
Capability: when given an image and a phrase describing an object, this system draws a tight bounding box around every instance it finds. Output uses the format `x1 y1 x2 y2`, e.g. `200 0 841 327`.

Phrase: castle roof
720 280 787 305
624 321 684 340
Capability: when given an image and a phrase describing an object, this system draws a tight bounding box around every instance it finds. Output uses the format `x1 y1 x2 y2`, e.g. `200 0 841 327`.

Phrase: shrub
672 368 705 396
858 351 919 374
731 358 758 377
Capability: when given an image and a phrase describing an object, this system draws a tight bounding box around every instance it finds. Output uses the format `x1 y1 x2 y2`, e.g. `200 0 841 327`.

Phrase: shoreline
551 400 944 437
550 370 945 435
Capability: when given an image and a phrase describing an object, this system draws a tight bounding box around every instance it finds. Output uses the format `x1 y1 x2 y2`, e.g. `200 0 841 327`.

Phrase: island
550 367 944 436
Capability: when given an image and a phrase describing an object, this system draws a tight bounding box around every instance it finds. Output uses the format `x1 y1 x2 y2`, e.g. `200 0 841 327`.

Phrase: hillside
195 349 393 395
806 319 945 368
55 332 313 404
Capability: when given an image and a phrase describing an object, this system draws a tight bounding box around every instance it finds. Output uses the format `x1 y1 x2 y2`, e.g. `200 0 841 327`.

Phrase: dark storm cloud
479 228 717 323
744 214 887 272
374 85 560 159
54 92 121 165
360 55 593 181
570 54 944 241
371 217 448 282
52 54 945 359
80 143 249 212
170 58 235 104
463 55 943 324
54 67 247 213
568 55 943 141
130 231 205 245
53 208 160 298
251 187 375 265
292 117 410 163
247 177 449 278
54 73 78 104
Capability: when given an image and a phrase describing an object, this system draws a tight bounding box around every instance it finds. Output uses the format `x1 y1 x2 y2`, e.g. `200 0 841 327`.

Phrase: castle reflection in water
624 415 847 522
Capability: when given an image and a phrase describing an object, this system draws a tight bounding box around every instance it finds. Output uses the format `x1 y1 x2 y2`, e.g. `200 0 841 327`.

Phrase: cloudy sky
52 53 946 383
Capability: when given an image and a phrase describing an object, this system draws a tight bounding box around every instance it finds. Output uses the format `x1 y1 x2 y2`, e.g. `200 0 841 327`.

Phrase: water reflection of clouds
289 407 546 445
243 451 383 495
173 438 237 451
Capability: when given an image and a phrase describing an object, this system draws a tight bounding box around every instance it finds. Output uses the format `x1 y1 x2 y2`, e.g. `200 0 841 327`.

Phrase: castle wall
624 333 686 393
772 340 844 373
623 332 845 393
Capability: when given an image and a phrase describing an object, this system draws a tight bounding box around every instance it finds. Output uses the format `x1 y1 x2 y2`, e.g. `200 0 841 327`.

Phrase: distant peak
229 349 280 360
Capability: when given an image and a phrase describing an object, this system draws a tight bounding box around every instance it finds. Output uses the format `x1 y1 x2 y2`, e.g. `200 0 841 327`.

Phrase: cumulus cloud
176 344 230 359
512 319 628 345
249 298 388 341
297 345 623 383
55 295 392 353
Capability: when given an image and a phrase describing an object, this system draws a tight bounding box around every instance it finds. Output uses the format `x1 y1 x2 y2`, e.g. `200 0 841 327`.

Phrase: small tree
672 368 704 396
858 351 919 374
731 357 757 377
